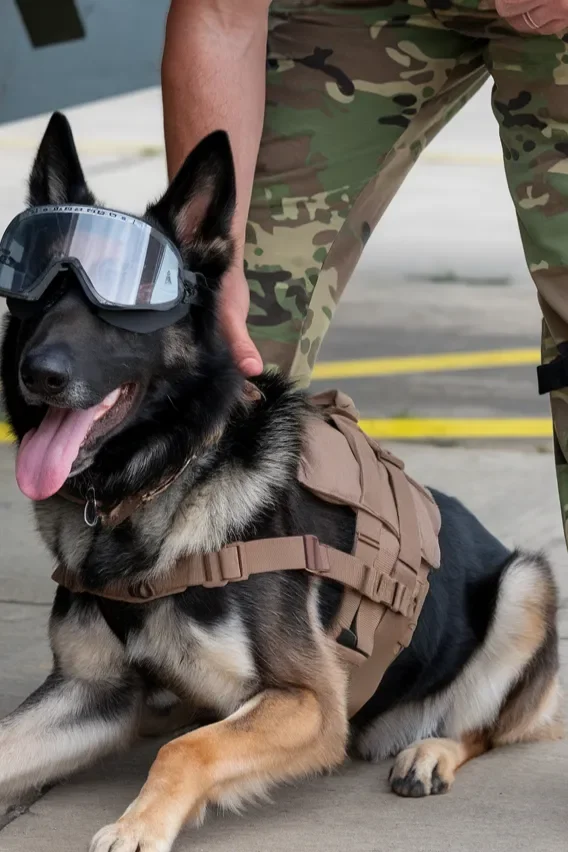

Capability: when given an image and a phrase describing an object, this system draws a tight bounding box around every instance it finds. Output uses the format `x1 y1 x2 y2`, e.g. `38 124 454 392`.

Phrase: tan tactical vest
52 390 441 718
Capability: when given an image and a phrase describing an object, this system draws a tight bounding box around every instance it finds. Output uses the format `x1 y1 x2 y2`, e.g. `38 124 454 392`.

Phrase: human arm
161 0 271 374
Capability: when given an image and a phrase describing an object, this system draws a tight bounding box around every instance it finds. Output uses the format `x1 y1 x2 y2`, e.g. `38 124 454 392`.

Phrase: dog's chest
125 601 258 715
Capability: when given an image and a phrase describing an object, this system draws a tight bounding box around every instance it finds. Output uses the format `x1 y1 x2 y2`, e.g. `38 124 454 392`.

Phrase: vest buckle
303 535 330 575
203 544 247 586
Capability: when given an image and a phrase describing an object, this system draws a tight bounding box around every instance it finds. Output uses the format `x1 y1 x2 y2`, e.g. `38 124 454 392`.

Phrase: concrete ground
0 86 567 850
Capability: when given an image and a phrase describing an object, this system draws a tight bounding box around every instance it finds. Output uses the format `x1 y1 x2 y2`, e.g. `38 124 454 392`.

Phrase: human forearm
161 0 269 257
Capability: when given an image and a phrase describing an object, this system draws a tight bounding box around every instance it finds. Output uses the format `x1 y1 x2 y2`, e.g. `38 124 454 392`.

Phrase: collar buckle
84 487 99 527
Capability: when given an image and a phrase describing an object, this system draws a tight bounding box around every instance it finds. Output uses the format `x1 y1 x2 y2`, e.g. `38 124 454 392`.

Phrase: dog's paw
389 738 458 798
89 819 173 852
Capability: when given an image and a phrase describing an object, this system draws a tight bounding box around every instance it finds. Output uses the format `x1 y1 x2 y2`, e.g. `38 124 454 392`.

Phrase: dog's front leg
91 685 348 852
0 592 143 804
0 668 142 805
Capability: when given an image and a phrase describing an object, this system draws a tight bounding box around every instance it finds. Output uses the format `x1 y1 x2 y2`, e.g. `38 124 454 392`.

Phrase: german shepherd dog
0 114 561 852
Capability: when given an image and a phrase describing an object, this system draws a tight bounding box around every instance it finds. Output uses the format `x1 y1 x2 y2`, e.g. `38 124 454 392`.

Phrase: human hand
218 267 263 376
495 0 568 34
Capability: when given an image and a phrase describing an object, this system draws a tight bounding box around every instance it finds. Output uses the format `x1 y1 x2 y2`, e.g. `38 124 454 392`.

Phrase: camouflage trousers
243 0 568 539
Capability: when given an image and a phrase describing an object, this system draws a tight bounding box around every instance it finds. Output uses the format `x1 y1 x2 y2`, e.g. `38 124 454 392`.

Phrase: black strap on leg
537 354 568 395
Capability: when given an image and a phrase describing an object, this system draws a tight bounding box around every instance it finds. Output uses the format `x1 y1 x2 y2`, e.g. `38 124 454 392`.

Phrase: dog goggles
0 205 202 332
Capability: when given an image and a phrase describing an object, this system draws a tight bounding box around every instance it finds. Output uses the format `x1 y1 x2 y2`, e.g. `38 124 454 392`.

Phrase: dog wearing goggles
0 113 562 852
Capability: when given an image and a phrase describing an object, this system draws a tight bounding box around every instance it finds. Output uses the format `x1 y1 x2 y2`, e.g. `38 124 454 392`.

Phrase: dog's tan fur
92 623 349 852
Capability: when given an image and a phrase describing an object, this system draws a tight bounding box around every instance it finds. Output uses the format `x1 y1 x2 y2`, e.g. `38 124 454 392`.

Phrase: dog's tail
488 550 562 746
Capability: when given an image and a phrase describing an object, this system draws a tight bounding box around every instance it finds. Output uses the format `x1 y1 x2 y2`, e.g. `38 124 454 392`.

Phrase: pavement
0 86 567 851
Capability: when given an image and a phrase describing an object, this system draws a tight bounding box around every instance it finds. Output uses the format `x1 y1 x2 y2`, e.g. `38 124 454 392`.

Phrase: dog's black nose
21 346 72 397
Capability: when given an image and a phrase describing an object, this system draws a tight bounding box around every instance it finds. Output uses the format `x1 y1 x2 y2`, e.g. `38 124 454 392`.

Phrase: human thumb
218 300 263 377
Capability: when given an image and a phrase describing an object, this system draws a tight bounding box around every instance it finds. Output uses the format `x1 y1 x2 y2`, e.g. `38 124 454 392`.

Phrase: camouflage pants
244 0 568 538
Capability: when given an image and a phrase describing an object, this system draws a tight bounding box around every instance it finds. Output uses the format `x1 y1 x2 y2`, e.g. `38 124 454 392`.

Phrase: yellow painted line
422 151 502 167
360 418 552 440
0 418 551 443
0 137 164 156
0 423 13 442
0 350 545 444
0 137 501 166
312 348 540 380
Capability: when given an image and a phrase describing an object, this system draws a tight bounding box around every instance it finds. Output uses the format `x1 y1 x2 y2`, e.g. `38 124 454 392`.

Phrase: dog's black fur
0 114 560 852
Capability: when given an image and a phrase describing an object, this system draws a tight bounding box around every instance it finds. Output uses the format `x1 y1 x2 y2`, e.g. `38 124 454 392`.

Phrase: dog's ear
147 130 236 277
28 112 95 207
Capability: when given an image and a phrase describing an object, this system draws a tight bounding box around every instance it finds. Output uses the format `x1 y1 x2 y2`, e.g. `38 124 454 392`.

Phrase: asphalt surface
314 274 546 422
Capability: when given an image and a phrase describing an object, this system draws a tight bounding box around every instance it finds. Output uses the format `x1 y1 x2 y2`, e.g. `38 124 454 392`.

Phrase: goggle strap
182 270 209 306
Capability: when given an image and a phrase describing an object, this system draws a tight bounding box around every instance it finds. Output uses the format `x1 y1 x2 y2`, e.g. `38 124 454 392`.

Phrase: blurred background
0 0 549 440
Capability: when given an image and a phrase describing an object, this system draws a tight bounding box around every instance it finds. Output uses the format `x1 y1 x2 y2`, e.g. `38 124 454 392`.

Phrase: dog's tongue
15 390 120 501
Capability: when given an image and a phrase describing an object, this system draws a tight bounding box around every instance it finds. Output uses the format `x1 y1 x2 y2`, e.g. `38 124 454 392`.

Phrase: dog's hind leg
389 550 561 798
389 732 490 797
